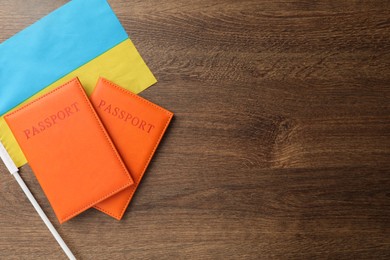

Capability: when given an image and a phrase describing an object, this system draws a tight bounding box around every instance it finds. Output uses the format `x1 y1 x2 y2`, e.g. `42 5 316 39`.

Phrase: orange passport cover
4 78 133 223
91 78 173 220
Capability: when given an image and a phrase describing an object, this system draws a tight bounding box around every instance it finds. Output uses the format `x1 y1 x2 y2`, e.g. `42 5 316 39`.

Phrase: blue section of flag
0 0 128 115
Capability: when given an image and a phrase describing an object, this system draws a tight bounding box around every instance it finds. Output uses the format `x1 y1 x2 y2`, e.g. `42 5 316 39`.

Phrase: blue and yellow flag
0 0 157 167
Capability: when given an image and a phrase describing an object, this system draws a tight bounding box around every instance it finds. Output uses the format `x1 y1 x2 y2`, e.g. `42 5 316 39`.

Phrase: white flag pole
0 142 76 260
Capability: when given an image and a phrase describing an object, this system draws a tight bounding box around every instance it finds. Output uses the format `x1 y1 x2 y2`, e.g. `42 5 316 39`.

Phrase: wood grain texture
1 0 390 259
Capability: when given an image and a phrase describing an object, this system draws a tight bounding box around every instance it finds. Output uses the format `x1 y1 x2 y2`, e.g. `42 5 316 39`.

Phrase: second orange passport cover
4 78 133 223
91 78 173 220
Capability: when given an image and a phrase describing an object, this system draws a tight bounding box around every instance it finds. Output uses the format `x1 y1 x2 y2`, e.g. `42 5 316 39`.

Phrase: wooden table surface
1 0 389 259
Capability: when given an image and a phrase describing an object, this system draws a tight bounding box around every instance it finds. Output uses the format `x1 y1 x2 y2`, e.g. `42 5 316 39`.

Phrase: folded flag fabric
0 0 156 167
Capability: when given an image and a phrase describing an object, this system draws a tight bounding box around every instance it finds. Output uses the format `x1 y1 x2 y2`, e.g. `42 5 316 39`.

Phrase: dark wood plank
1 0 389 259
